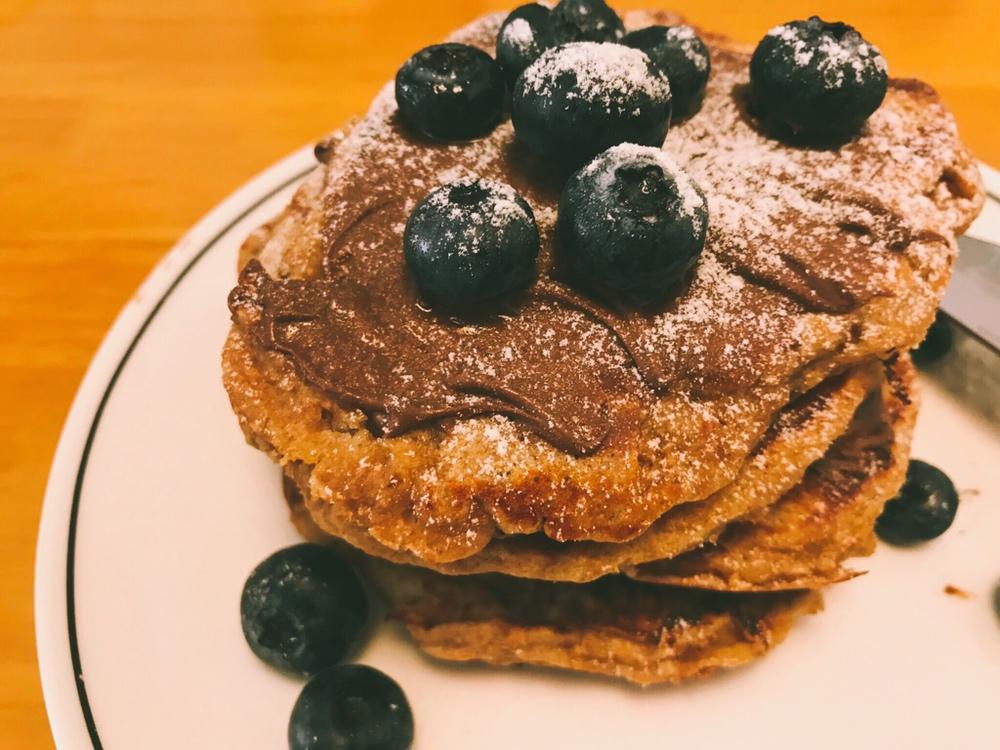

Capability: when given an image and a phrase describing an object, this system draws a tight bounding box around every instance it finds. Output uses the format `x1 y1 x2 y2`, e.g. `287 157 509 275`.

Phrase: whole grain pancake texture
222 8 983 685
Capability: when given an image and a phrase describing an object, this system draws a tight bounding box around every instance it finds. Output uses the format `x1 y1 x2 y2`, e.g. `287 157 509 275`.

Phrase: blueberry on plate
558 143 708 305
289 665 414 750
512 42 672 166
622 25 711 119
394 43 505 141
496 4 558 84
551 0 624 43
876 459 959 545
241 544 369 677
404 179 539 306
749 16 888 140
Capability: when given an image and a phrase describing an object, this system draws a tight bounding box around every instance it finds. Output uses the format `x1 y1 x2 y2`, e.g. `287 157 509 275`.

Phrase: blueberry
289 665 414 750
551 0 624 43
241 544 369 677
876 460 959 545
912 313 954 366
496 4 558 84
622 25 711 119
394 43 505 141
749 16 888 140
558 144 708 305
404 179 539 306
512 42 672 166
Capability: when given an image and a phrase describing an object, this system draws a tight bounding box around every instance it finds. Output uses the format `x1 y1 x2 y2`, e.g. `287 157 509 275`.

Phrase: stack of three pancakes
222 12 983 684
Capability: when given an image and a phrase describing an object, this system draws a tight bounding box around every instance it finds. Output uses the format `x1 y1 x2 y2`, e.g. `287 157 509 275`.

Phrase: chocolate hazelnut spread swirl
229 33 964 456
231 264 646 454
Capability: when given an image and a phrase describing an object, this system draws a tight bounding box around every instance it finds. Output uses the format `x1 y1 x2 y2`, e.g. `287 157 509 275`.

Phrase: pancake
223 9 982 568
277 355 908 683
279 356 912 590
627 354 916 590
370 564 822 687
282 474 821 686
269 359 880 581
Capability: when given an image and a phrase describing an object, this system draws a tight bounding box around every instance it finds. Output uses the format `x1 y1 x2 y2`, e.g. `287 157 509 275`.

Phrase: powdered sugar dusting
668 45 958 303
500 17 534 52
422 179 533 258
287 12 980 454
228 10 981 565
520 42 670 112
766 21 886 88
585 142 705 221
308 14 977 407
667 25 709 73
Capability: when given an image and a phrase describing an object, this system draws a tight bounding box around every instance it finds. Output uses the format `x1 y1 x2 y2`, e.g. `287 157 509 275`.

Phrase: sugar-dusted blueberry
394 43 505 141
496 4 558 83
622 25 711 119
749 16 888 140
404 179 539 306
876 459 959 545
289 665 414 750
558 143 708 305
240 544 368 677
512 42 672 166
551 0 624 43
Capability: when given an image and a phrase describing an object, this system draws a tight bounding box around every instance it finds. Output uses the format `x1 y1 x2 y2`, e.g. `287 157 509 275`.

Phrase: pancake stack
222 10 983 684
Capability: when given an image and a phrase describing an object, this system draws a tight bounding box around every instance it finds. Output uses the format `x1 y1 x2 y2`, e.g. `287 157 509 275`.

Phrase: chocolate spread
229 39 953 456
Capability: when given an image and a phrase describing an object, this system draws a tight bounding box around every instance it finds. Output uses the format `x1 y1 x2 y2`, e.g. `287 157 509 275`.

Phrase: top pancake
223 10 982 563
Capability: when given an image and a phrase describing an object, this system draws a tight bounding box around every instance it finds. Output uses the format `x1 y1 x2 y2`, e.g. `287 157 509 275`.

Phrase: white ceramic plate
35 149 1000 750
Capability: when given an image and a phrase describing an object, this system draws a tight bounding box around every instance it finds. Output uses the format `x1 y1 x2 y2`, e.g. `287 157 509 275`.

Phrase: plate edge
33 145 315 749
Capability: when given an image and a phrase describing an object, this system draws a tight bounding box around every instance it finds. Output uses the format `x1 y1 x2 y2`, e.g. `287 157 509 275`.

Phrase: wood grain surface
1 1 997 746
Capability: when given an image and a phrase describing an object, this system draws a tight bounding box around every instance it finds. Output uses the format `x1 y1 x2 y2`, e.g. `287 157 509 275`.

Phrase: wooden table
1 1 996 746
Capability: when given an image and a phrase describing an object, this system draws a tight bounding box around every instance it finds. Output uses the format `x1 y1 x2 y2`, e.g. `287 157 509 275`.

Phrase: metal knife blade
941 235 1000 354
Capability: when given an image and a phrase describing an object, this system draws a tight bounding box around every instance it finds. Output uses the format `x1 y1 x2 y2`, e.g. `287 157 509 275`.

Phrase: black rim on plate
62 167 311 748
